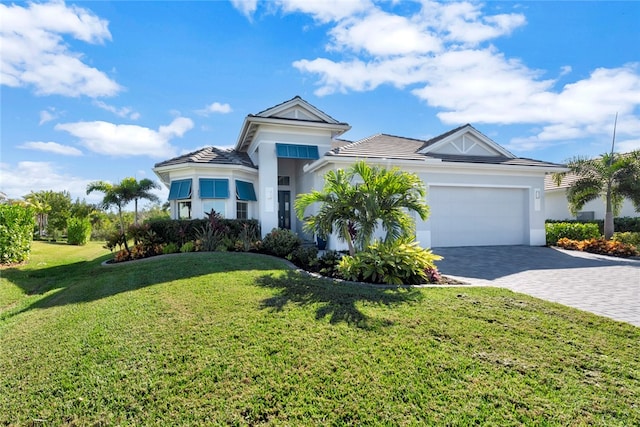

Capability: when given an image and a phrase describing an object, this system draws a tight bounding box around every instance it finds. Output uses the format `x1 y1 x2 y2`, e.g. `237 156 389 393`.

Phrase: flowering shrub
556 237 639 258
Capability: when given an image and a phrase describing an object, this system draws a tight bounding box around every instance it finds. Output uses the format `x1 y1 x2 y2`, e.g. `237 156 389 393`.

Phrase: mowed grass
1 242 638 425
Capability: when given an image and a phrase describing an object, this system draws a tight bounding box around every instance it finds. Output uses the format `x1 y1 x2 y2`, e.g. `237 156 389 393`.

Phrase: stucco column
258 142 279 237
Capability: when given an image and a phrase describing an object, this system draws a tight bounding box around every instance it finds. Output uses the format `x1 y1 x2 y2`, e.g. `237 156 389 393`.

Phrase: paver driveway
433 245 640 327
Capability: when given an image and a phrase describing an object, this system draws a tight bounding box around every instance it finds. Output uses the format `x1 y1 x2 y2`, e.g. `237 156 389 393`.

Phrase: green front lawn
1 242 638 425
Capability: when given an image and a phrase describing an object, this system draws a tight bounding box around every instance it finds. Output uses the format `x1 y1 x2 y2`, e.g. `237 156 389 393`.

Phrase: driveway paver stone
434 245 640 327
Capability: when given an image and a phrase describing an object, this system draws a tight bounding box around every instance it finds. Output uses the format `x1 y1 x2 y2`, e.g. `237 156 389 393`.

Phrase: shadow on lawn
256 270 423 329
2 251 287 318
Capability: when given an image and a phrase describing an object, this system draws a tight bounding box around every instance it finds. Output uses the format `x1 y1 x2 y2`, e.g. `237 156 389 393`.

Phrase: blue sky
2 0 639 205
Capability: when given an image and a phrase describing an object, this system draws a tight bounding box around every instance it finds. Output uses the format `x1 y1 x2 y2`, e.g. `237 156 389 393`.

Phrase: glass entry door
278 190 291 229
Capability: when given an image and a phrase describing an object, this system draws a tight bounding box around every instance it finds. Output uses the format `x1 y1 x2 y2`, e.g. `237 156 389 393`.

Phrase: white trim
428 182 532 190
419 126 515 158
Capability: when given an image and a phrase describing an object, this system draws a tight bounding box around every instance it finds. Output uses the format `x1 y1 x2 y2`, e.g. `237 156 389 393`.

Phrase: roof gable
253 95 342 124
420 124 515 158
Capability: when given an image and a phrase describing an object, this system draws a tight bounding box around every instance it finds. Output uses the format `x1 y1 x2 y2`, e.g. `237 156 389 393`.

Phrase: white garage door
429 186 527 247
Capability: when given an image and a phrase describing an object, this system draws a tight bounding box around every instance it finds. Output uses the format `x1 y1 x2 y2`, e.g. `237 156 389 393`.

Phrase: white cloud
329 10 441 56
276 0 373 23
39 108 60 125
55 117 194 158
229 0 258 18
0 0 121 97
0 161 96 202
93 100 140 120
616 138 640 153
196 101 233 116
19 141 83 156
283 0 640 151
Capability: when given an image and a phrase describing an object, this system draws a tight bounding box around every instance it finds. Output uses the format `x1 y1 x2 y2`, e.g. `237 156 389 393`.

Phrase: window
577 211 595 221
236 201 248 220
275 143 319 159
168 179 192 200
236 180 257 201
178 201 191 219
199 178 229 198
278 176 290 186
203 200 226 217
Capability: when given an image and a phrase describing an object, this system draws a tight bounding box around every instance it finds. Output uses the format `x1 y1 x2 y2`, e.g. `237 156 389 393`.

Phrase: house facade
544 175 639 221
154 96 565 248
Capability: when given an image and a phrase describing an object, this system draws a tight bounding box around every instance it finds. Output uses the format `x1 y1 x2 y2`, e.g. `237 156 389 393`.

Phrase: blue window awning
200 178 229 199
235 180 257 201
168 179 192 200
276 143 319 160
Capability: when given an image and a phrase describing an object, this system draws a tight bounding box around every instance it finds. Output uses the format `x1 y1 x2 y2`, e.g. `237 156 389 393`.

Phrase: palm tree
24 192 51 238
119 177 160 224
349 161 429 250
553 150 640 239
295 168 359 255
87 180 131 252
295 160 430 255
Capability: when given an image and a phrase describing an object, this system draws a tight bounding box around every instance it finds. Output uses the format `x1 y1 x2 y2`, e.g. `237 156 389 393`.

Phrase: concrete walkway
433 246 640 327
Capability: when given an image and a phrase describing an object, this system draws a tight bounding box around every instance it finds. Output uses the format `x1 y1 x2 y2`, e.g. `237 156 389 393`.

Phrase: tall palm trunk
604 186 614 240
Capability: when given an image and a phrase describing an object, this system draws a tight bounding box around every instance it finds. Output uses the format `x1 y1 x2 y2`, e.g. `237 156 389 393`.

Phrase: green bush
0 204 35 264
310 250 345 278
338 240 443 285
613 232 640 249
163 242 180 254
147 218 260 246
545 222 600 245
180 241 195 253
614 217 640 233
287 246 318 270
67 217 91 245
261 228 301 258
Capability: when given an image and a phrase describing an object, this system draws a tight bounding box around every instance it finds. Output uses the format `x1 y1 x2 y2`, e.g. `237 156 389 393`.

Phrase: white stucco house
544 174 639 221
153 96 566 248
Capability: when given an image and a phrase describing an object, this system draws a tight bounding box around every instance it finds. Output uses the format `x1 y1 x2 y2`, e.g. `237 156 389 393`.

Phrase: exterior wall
165 166 258 220
415 169 545 247
545 190 639 220
249 124 336 238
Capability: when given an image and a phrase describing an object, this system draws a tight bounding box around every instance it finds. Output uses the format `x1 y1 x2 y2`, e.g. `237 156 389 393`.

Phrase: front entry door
278 190 291 229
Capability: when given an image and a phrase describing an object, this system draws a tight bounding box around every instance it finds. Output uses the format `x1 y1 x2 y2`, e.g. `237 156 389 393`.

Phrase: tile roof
252 95 347 125
329 133 563 168
544 173 579 191
154 146 256 168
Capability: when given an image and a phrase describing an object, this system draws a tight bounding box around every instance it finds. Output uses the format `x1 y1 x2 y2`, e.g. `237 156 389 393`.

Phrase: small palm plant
553 150 640 239
295 160 430 255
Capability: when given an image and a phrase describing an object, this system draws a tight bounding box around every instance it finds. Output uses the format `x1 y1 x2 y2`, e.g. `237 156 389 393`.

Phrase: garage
428 186 528 247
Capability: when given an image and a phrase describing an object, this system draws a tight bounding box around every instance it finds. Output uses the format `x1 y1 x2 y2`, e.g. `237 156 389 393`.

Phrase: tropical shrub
545 222 600 245
287 246 318 270
234 222 261 252
338 240 443 285
261 228 301 258
67 217 91 245
147 218 259 246
556 237 638 258
0 204 35 264
180 241 195 253
311 250 345 278
163 242 180 254
613 232 640 249
614 217 640 233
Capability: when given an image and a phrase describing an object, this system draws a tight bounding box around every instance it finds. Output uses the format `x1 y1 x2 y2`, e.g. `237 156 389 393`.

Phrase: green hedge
546 217 640 234
146 218 260 246
67 217 92 245
0 204 35 264
545 222 601 245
